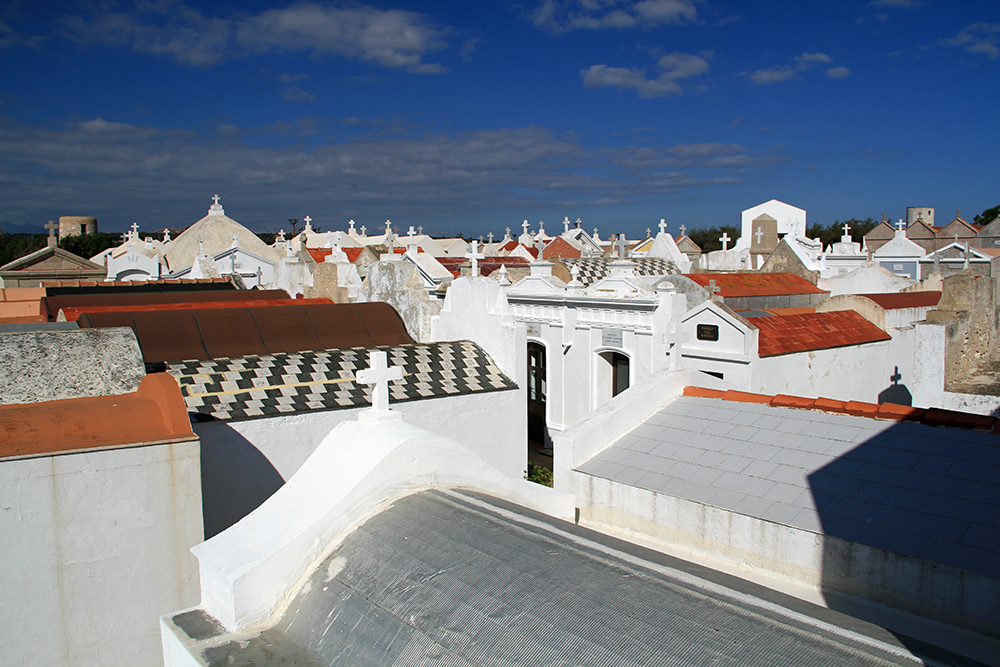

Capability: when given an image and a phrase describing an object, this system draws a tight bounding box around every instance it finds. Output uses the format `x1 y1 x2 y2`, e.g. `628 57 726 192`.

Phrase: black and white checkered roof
166 340 517 422
558 257 679 286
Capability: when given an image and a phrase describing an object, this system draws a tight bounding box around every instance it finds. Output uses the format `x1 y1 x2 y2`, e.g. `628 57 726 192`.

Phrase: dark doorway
527 342 547 446
611 352 630 397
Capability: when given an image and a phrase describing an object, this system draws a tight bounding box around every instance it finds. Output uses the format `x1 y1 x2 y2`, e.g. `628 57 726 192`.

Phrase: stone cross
418 225 423 234
646 228 652 238
212 194 221 206
679 224 686 236
707 279 721 300
45 220 58 247
843 222 851 237
303 215 312 231
407 225 416 242
593 227 599 241
277 229 285 242
534 237 547 258
563 216 571 233
130 221 140 239
487 232 494 243
896 219 906 233
522 219 530 235
360 225 367 237
385 220 392 235
467 240 485 276
349 219 356 234
659 219 667 235
616 234 628 258
719 232 731 251
538 220 546 236
356 350 403 414
754 227 763 244
575 218 582 229
504 227 511 240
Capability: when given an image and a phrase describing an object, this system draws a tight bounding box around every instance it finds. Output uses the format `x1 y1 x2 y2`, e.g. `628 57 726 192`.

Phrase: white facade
736 199 807 252
1 441 202 667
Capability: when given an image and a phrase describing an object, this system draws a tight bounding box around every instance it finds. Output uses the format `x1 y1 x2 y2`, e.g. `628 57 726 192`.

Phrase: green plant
524 463 553 487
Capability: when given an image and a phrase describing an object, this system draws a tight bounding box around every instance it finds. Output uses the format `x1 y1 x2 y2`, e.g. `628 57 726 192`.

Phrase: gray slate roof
576 395 1000 578
167 341 516 421
170 490 939 666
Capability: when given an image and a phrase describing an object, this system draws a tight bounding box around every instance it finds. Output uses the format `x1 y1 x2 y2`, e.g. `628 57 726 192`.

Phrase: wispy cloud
868 0 927 8
532 0 697 33
582 52 709 97
941 23 1000 59
59 1 450 73
0 114 763 229
747 52 843 84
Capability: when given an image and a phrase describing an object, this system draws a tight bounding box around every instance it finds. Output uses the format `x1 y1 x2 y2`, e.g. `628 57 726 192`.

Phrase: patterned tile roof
556 257 679 286
577 392 1000 578
435 256 530 277
167 341 517 421
684 272 827 298
746 310 891 357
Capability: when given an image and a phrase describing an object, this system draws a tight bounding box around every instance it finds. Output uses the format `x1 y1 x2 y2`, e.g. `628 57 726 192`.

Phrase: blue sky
0 1 997 237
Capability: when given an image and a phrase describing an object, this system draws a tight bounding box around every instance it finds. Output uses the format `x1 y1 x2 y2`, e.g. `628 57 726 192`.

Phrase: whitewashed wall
751 340 895 403
0 441 202 667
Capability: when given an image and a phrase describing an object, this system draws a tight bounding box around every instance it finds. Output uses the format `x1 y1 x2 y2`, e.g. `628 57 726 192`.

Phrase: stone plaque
526 323 541 337
602 329 623 347
750 214 779 255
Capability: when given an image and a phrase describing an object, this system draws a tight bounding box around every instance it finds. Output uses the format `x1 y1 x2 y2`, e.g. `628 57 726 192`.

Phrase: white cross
896 219 906 232
522 219 530 235
534 237 547 257
360 225 367 236
130 221 140 239
487 231 494 243
163 229 171 243
843 222 851 237
708 279 721 299
679 224 686 236
467 240 485 276
407 226 418 254
385 219 392 235
538 220 546 236
593 227 599 241
719 232 731 251
505 227 511 240
418 225 423 234
659 219 667 235
576 218 582 229
754 227 763 244
212 194 220 206
349 219 356 234
407 225 416 240
277 229 286 242
45 220 58 246
616 234 628 258
563 216 571 233
356 350 403 414
303 215 312 230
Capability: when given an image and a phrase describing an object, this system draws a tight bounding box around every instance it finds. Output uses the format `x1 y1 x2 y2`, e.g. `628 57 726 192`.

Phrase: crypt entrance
527 341 551 468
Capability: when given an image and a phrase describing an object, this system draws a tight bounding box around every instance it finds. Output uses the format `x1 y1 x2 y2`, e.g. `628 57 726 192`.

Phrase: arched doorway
596 350 630 405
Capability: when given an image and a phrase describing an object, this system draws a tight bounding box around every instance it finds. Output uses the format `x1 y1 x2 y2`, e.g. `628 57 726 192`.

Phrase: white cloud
747 51 837 85
826 66 851 79
532 0 697 32
0 114 764 229
59 1 449 73
582 52 709 97
942 23 1000 59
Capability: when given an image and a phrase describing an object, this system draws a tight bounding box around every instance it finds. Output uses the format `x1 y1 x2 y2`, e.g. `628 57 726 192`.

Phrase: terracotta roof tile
684 272 827 298
747 310 891 357
59 298 331 322
681 385 999 433
859 291 941 310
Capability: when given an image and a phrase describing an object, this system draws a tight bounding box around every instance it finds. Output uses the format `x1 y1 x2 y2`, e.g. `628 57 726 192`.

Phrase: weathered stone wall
356 261 442 342
58 216 98 240
0 327 146 405
927 271 996 388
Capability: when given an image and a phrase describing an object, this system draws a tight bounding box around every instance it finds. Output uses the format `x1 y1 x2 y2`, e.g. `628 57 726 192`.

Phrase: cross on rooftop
616 234 628 258
534 237 547 257
719 232 731 251
349 219 356 233
467 240 485 276
522 219 530 234
45 219 58 238
277 229 285 242
356 350 403 414
659 219 667 235
407 225 416 239
163 229 171 242
360 225 367 236
563 216 571 233
754 227 763 244
679 224 686 236
843 222 851 237
303 216 312 229
418 225 423 234
896 219 906 232
212 194 221 206
538 220 546 235
707 279 721 299
385 220 392 234
487 232 494 243
646 228 651 238
575 218 582 229
130 221 140 238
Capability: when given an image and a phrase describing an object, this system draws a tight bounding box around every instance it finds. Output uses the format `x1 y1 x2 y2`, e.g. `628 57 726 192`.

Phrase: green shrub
524 463 553 487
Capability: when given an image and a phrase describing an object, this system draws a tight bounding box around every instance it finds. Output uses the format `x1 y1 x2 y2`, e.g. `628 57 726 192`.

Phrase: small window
701 370 724 380
696 324 720 341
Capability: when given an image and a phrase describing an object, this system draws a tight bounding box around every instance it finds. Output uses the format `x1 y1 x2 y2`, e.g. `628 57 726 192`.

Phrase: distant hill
0 221 47 235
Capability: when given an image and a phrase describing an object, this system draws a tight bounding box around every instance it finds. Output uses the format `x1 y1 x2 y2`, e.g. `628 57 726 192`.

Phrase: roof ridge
682 385 998 434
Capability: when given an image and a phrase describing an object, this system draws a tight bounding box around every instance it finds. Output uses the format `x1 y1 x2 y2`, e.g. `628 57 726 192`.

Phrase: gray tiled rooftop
575 396 1000 579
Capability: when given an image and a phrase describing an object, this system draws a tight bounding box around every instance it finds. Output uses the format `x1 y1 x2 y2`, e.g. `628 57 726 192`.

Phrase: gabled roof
684 272 826 297
745 310 890 356
557 257 679 286
541 236 582 259
0 245 104 273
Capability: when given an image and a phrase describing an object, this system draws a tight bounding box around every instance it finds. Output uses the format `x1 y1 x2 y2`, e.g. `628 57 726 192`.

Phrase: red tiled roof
308 249 332 263
436 256 530 277
0 373 195 458
682 386 999 433
59 298 332 322
746 310 891 357
859 291 941 310
542 236 582 259
684 272 827 297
